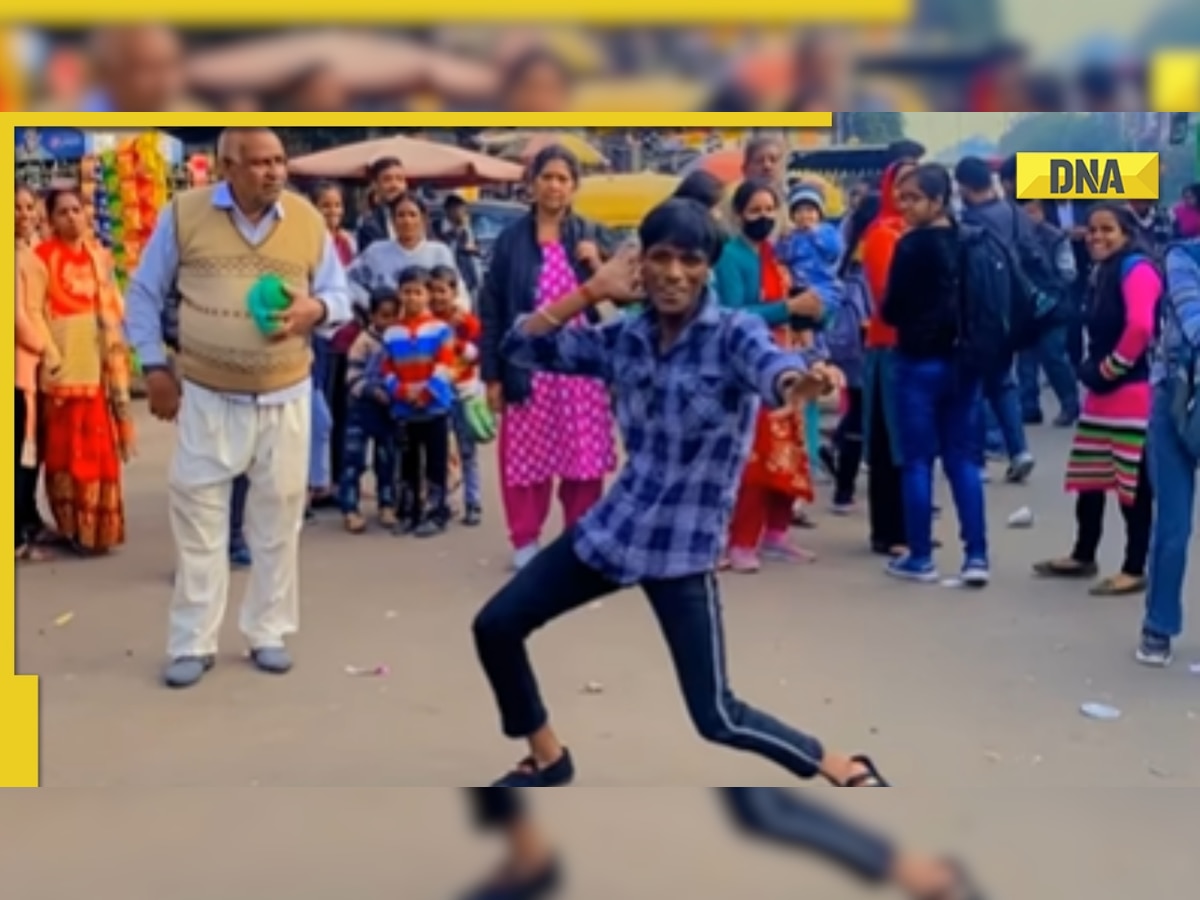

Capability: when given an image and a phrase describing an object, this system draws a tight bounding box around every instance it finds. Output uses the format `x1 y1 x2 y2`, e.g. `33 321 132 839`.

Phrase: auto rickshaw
572 171 681 238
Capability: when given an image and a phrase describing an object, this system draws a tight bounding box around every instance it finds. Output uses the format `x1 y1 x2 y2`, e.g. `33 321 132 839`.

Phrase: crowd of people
14 126 1200 670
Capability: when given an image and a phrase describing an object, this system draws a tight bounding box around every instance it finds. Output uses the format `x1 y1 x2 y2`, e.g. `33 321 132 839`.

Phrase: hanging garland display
80 132 171 289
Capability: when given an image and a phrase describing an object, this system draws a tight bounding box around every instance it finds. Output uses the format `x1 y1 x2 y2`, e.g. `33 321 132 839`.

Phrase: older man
125 127 350 689
721 134 791 233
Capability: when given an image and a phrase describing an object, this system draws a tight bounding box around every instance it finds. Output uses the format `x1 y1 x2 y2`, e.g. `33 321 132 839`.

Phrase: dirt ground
9 406 1200 897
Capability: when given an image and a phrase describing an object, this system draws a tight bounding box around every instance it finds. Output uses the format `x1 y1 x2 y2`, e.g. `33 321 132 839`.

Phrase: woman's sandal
1032 557 1099 578
16 543 55 563
918 859 986 900
841 754 891 786
1089 574 1147 596
32 527 69 547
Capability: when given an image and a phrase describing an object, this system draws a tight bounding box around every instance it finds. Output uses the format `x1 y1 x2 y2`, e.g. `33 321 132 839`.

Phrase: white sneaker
511 543 540 571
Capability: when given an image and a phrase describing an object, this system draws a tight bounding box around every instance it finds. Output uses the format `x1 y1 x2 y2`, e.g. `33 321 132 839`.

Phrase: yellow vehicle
572 172 681 235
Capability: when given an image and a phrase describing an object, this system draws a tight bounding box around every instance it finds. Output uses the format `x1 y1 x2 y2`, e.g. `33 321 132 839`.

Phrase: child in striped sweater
374 267 457 536
339 289 400 533
431 265 484 526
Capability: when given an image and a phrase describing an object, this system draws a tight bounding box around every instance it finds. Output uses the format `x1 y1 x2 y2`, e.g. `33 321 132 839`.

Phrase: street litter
1007 507 1034 528
345 664 390 677
54 612 74 627
1080 702 1121 721
582 681 604 694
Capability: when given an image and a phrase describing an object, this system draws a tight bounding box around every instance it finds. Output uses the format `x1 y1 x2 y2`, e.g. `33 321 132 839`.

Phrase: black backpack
955 224 1030 378
1006 210 1068 338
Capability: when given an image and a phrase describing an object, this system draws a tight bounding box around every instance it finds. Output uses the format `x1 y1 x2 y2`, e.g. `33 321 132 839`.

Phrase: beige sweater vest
175 187 325 394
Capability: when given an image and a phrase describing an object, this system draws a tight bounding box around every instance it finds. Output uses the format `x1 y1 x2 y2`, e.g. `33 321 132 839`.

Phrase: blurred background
1 0 1199 115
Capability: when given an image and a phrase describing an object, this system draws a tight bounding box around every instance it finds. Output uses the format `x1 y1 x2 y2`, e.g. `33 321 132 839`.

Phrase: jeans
893 355 987 563
1016 324 1080 419
400 415 450 524
721 789 895 884
230 474 249 550
309 386 333 490
832 387 864 505
472 530 826 779
981 366 1028 460
863 353 905 549
1145 384 1197 637
338 401 398 514
449 400 482 509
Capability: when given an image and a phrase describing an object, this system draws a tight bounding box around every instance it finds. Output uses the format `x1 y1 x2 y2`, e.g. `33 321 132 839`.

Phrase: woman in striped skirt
1033 204 1161 596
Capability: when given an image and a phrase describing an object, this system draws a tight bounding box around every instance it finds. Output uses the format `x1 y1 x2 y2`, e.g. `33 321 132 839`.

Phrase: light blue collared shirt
124 182 351 405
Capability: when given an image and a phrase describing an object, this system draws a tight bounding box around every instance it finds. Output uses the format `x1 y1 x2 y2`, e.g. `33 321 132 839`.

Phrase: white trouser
167 383 311 658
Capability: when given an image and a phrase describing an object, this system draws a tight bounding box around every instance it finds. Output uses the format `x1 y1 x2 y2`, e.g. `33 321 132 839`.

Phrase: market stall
288 134 524 184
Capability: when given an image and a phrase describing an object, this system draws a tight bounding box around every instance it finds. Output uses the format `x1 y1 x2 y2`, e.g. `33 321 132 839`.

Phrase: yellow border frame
1 111 834 788
2 1 909 24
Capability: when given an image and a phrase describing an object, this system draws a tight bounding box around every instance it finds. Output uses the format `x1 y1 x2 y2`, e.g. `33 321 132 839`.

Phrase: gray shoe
1005 453 1035 483
164 654 215 689
250 646 293 674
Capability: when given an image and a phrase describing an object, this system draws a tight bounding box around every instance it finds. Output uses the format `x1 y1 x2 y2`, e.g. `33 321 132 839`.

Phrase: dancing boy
472 199 887 788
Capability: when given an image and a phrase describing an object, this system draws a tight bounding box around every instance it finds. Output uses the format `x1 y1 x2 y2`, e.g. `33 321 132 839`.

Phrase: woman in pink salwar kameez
479 146 617 569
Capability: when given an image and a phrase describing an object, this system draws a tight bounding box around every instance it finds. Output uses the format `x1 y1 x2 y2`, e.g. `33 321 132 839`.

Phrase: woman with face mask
718 179 824 572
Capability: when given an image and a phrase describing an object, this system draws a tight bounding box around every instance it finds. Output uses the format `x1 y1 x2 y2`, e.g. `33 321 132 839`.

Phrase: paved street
9 405 1200 896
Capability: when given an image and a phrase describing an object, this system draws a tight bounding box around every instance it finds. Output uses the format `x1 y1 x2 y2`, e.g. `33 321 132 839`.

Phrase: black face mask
742 216 774 242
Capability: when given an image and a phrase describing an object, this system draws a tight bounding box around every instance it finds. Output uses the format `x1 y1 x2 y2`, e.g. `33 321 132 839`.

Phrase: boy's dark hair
396 266 431 289
953 156 994 193
673 170 725 211
887 139 925 164
393 270 432 294
998 155 1018 184
368 156 403 182
639 198 725 266
369 289 399 313
429 264 459 286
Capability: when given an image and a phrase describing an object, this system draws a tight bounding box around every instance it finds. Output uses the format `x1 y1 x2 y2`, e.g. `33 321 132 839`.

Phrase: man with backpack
1014 198 1082 426
1139 238 1200 667
954 157 1040 483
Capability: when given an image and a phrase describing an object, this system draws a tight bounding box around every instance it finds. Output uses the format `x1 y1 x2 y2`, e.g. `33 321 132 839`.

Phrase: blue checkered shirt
502 292 808 585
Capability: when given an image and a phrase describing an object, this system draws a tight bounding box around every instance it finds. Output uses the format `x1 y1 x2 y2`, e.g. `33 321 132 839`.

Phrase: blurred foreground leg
461 789 561 900
720 789 985 899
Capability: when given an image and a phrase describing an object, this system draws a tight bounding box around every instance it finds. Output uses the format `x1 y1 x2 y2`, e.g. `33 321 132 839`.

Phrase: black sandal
842 754 890 786
920 859 986 900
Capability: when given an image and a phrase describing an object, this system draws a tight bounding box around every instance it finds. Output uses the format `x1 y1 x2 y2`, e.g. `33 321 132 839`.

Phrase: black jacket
882 225 961 359
356 205 392 255
479 210 606 405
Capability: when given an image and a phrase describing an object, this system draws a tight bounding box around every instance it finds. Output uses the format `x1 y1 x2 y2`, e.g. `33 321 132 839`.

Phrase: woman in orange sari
35 187 134 555
724 180 827 573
